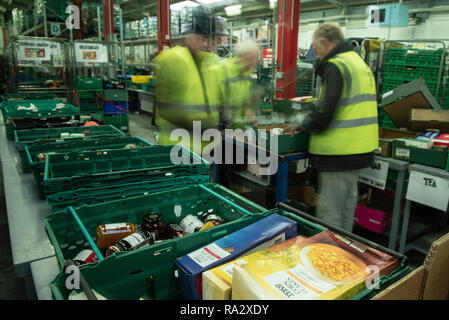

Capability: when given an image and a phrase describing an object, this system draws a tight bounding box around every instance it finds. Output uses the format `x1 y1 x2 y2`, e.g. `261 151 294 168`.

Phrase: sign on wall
17 40 53 61
406 171 449 211
358 159 389 190
74 43 108 63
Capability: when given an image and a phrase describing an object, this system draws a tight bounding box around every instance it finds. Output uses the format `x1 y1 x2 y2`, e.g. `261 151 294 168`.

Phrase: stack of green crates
382 47 447 107
43 145 210 196
93 112 129 133
25 136 152 199
76 78 104 114
15 125 125 172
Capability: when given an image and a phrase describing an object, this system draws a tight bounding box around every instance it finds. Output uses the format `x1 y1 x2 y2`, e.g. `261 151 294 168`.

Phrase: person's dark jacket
301 40 375 172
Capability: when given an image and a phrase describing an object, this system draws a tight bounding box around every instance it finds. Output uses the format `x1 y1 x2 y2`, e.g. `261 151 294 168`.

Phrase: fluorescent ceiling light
225 4 242 16
170 1 199 11
197 0 223 4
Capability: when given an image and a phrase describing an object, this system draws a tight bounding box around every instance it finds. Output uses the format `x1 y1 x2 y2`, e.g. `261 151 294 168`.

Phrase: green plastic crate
47 176 210 212
48 207 409 300
254 123 309 154
392 140 448 169
98 113 129 133
25 136 153 199
43 145 210 195
45 183 266 268
1 100 79 124
5 115 105 141
76 78 103 90
104 89 127 102
15 125 125 172
78 90 103 100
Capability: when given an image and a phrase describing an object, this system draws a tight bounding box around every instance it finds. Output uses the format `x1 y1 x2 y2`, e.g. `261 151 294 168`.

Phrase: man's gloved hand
285 111 311 136
284 123 298 137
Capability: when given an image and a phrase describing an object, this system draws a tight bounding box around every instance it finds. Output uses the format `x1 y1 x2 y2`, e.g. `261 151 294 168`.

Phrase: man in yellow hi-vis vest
153 9 220 156
286 23 378 232
214 40 260 130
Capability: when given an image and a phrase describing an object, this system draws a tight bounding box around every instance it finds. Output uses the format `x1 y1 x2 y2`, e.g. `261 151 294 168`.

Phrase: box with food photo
231 230 399 300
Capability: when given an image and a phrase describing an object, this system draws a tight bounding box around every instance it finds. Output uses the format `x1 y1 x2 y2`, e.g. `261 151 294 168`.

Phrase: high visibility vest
154 46 220 155
220 57 253 120
308 51 379 155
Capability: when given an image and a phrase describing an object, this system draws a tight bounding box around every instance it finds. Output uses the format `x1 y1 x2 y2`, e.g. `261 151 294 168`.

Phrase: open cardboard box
373 232 449 300
380 78 441 129
409 108 449 133
376 127 419 157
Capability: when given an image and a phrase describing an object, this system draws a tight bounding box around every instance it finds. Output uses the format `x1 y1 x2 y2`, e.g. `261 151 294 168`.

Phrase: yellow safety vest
309 51 379 155
154 46 220 155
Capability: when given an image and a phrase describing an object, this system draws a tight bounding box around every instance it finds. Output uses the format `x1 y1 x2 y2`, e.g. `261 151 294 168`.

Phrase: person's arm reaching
289 63 344 133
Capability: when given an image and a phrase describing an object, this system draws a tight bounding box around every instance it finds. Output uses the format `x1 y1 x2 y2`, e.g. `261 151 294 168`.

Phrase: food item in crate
202 235 308 300
165 224 186 239
96 223 138 249
106 228 156 257
397 137 433 149
124 143 138 149
176 213 298 300
180 214 205 234
60 132 86 139
199 221 216 232
83 121 100 127
37 153 47 161
142 213 166 240
202 213 225 226
73 249 99 266
270 128 284 136
69 289 108 300
231 230 399 300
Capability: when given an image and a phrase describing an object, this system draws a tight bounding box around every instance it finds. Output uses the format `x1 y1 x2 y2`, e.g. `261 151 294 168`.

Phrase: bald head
235 39 259 72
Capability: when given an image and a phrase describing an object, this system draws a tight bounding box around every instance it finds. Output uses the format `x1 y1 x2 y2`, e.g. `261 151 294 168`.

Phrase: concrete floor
0 113 428 299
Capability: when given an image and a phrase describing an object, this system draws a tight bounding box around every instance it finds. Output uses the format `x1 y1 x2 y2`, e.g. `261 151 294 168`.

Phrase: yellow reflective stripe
156 102 219 113
328 116 378 129
337 94 377 108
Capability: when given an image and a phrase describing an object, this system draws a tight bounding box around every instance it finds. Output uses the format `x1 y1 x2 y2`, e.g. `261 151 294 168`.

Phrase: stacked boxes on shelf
76 78 104 114
382 47 447 107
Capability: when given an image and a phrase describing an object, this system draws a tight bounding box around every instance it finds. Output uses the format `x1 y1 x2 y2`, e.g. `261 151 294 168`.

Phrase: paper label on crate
406 171 449 211
395 148 410 158
220 260 249 278
358 159 389 190
188 243 231 268
264 263 336 300
105 223 127 230
382 90 393 99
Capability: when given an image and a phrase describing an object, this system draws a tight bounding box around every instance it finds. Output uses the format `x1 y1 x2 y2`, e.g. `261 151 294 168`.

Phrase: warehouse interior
0 0 449 302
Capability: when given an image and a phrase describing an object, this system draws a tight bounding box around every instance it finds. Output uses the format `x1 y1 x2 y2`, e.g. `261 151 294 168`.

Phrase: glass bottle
105 228 155 257
202 213 225 226
165 224 186 239
142 213 166 240
73 249 99 266
96 222 138 249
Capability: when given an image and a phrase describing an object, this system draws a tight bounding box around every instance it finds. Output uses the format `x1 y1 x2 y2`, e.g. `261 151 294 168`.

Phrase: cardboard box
354 203 392 234
202 235 308 300
373 232 449 300
379 127 419 140
231 230 399 300
380 78 441 128
175 213 298 300
392 139 448 169
409 108 449 133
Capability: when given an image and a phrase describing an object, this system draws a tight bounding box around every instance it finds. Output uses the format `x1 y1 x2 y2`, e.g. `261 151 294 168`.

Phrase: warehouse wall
298 12 449 50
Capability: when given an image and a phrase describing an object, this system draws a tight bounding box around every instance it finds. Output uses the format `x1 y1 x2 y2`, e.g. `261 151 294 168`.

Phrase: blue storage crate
105 101 127 115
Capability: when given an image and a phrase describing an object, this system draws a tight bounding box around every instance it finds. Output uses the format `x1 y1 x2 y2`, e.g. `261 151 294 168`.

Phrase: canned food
180 215 204 234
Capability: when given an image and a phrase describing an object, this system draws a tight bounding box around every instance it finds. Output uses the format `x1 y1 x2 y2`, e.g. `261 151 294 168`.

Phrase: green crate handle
198 184 253 215
65 206 105 261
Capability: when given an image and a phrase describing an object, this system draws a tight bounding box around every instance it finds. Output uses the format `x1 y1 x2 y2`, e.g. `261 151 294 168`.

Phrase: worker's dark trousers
315 170 360 233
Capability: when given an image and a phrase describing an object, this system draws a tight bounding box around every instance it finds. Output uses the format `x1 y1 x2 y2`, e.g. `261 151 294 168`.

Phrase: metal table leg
399 199 412 254
388 169 406 251
276 160 288 204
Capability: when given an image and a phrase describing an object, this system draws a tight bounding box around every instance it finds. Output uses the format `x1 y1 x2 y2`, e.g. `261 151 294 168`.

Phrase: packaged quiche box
231 230 399 300
202 235 308 300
